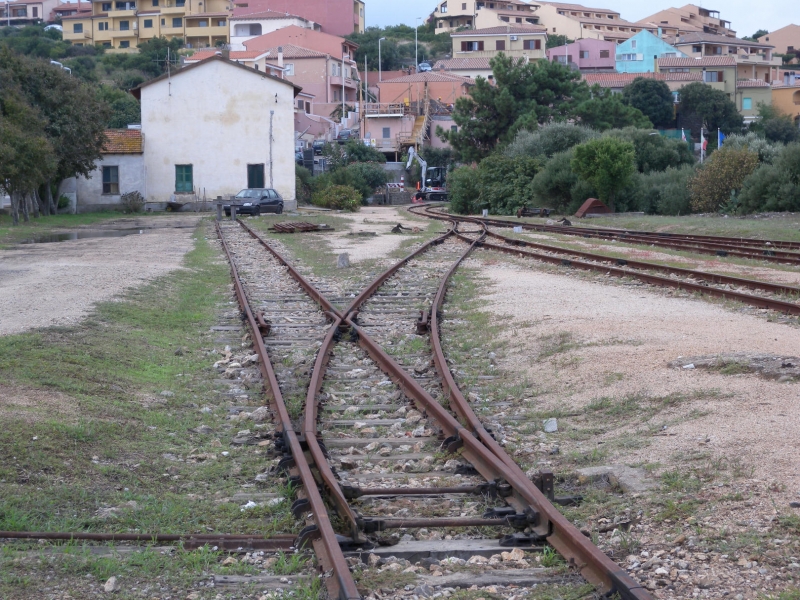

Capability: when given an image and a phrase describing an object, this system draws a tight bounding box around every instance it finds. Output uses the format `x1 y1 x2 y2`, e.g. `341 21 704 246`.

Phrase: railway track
445 211 800 265
412 204 800 317
215 218 652 599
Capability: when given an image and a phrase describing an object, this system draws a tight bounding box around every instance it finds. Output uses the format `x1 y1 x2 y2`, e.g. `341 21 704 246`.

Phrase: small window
382 127 391 138
522 39 540 50
152 0 158 4
462 2 466 7
98 22 108 30
73 23 83 33
143 18 152 27
692 45 701 52
119 20 129 30
101 2 111 10
496 40 505 50
247 164 265 189
217 19 225 26
175 165 193 193
175 0 185 5
631 40 637 49
32 6 38 17
579 50 589 59
102 166 119 195
119 40 130 48
305 101 311 112
451 125 458 132
742 97 752 110
599 49 609 58
172 17 181 27
284 63 295 76
102 41 111 47
161 18 164 25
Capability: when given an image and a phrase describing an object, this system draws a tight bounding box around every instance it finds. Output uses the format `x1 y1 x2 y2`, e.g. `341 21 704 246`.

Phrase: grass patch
537 331 580 359
0 212 136 246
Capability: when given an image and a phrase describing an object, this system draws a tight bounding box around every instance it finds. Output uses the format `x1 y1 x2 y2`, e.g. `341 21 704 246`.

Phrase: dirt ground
471 255 800 496
0 215 201 335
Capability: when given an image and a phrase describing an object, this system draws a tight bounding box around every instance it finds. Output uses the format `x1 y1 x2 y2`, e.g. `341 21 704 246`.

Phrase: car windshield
235 189 262 199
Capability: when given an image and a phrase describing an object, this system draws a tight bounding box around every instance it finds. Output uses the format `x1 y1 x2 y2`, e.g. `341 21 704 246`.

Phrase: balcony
63 29 92 41
160 25 184 35
110 27 137 37
185 24 227 38
160 3 187 14
108 8 136 16
331 75 359 90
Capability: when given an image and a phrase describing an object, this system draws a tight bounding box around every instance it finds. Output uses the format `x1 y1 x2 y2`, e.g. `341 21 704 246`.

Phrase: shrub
723 132 781 163
295 165 312 205
120 191 145 213
311 185 361 211
505 123 597 159
738 143 800 213
571 137 636 211
531 149 584 213
689 147 759 212
636 166 696 215
323 162 387 202
448 165 481 214
603 128 694 173
478 154 540 215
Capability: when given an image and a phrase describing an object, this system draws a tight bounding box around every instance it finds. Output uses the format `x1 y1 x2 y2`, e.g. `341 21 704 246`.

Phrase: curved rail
220 217 653 600
412 205 800 316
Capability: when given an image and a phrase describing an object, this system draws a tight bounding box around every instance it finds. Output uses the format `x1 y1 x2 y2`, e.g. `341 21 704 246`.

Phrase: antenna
167 47 172 96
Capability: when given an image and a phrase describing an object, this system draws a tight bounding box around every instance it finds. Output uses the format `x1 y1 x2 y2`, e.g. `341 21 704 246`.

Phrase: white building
229 11 320 51
133 56 301 208
73 129 145 212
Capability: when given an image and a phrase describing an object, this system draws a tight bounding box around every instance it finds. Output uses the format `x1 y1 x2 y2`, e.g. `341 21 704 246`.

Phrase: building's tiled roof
187 11 228 17
230 10 306 21
574 16 642 27
379 71 476 84
582 71 702 87
672 32 774 48
450 25 546 36
186 50 267 62
737 79 771 88
772 83 800 89
539 1 617 13
658 56 736 67
60 12 97 19
103 129 143 154
432 57 493 71
260 44 326 59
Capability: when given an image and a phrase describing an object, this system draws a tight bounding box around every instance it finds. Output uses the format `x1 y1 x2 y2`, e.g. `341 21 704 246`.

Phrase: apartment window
729 46 737 53
631 40 636 49
217 19 225 26
522 39 540 50
440 1 447 12
742 97 752 110
152 0 158 4
382 127 391 138
102 1 111 9
305 101 311 112
116 1 135 9
73 23 83 33
515 17 521 23
175 0 185 5
119 20 129 30
460 41 483 51
175 165 193 193
119 40 130 48
461 2 466 7
32 7 38 17
247 164 265 189
172 17 181 27
161 18 164 25
143 19 152 27
333 89 341 101
197 19 208 27
12 8 25 16
284 63 295 76
599 49 609 58
662 52 677 57
450 125 458 133
692 45 701 52
496 40 505 50
616 53 638 61
99 21 109 30
102 41 111 47
579 50 589 59
500 16 508 22
703 70 723 82
297 99 304 109
102 166 119 195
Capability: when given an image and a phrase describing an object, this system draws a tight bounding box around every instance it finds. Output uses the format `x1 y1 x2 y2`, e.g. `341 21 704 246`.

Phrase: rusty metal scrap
270 222 333 233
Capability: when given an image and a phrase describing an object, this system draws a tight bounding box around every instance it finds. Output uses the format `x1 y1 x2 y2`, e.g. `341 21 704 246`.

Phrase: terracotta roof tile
658 56 736 67
736 79 771 88
103 129 143 154
539 1 617 13
186 49 272 62
450 25 546 36
671 32 773 48
432 57 493 70
230 10 307 20
379 71 476 84
582 71 702 87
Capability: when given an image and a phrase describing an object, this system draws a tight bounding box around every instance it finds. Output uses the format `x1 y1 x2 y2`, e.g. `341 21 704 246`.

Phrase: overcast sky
366 0 794 38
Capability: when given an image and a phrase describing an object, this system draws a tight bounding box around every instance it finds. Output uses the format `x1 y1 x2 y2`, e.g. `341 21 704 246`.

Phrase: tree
438 54 586 161
574 86 652 131
743 29 769 41
622 78 675 128
447 165 481 214
546 34 573 49
505 123 598 159
571 137 636 211
678 82 743 138
723 132 781 163
688 147 759 212
603 128 694 173
477 154 540 215
97 85 141 128
634 166 695 215
531 149 585 213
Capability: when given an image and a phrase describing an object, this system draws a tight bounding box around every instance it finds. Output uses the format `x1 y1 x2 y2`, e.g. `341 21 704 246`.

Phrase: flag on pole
701 129 707 163
718 129 726 148
681 128 686 142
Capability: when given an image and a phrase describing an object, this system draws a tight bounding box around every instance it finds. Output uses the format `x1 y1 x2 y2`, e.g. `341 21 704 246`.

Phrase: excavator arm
405 147 428 191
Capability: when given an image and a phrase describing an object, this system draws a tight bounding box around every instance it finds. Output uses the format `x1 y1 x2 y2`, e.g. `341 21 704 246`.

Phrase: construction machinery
406 147 448 202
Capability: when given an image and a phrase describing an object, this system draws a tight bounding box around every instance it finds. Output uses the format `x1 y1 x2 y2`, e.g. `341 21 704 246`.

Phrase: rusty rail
216 221 361 600
221 219 652 599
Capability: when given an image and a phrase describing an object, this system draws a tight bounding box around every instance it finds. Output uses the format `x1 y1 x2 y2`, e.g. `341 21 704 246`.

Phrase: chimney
791 71 797 86
785 72 791 85
658 26 662 38
654 55 658 73
221 47 230 59
278 46 284 69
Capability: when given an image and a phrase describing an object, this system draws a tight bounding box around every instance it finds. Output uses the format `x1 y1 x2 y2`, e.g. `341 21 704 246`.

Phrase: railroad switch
482 506 540 529
416 309 431 334
499 532 548 547
531 469 583 507
291 498 311 518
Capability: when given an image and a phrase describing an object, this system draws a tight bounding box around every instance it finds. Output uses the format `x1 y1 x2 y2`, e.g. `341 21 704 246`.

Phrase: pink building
546 38 616 72
231 0 364 37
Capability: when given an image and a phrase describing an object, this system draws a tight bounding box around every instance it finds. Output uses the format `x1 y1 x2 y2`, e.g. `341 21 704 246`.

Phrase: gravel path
326 206 429 262
0 216 201 336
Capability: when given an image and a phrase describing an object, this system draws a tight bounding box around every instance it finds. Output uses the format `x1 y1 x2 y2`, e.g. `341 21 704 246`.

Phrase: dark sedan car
224 188 284 216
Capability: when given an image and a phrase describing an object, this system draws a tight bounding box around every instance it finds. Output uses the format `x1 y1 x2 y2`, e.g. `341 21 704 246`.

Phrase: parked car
418 62 432 72
336 129 357 144
313 139 326 155
223 188 284 216
296 151 304 165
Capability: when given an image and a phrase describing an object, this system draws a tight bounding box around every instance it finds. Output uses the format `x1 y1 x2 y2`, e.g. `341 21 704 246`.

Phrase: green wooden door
247 164 265 189
175 164 193 193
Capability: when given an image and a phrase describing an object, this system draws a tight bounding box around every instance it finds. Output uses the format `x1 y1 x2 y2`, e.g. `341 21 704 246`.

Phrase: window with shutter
496 40 505 50
175 165 193 193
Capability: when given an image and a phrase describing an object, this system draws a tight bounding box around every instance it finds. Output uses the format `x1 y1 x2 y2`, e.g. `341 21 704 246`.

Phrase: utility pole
342 53 347 126
415 17 421 70
269 110 274 187
378 37 385 82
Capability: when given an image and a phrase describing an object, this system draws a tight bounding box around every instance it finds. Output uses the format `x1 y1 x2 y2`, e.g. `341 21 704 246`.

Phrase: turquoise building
615 30 687 73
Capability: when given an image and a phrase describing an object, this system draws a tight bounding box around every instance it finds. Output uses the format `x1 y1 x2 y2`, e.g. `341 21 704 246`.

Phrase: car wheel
254 207 261 216
275 203 283 215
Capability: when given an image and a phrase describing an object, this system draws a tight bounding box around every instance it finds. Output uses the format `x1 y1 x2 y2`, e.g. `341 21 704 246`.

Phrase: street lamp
378 36 386 82
415 17 422 70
